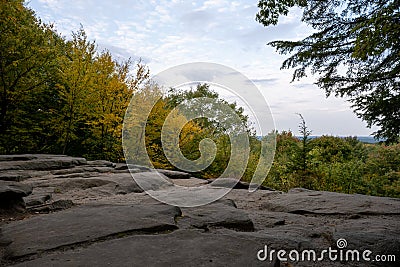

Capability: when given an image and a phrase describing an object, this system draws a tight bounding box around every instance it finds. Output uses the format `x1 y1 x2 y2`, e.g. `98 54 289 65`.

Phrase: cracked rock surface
0 155 399 266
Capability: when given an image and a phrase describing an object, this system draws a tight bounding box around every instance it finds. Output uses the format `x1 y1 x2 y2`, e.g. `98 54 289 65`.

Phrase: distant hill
297 136 385 144
257 135 385 144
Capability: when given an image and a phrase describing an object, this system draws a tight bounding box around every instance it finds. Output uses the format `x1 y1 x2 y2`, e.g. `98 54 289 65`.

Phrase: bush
262 132 400 198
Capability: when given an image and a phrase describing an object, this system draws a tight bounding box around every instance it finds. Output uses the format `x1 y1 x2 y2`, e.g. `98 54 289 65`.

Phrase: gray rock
112 169 131 174
51 166 114 176
86 160 116 168
106 173 145 193
27 199 75 212
90 166 115 173
131 171 174 191
1 203 181 259
113 164 151 173
208 178 274 191
172 177 209 187
0 229 12 263
261 188 400 215
1 154 399 267
9 229 279 267
0 155 37 161
115 182 143 194
0 229 12 247
208 178 243 188
28 172 144 196
210 178 248 189
127 164 151 171
52 178 115 192
52 173 92 179
179 200 254 231
0 171 32 182
0 181 32 211
332 216 400 265
114 163 128 170
24 193 52 207
86 173 144 194
0 154 86 171
156 169 192 179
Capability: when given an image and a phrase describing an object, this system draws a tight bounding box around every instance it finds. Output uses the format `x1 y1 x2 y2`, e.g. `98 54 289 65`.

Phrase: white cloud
202 0 227 9
38 0 59 6
26 0 374 136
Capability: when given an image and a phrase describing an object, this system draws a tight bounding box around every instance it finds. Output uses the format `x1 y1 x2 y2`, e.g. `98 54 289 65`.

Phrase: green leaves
256 0 307 26
257 0 400 142
263 132 400 198
0 2 148 160
160 84 254 178
54 28 149 160
0 0 62 152
55 28 96 153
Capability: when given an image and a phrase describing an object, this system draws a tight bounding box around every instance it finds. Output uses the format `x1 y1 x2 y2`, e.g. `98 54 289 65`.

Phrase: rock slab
179 200 254 231
10 230 279 267
0 181 32 211
261 188 400 215
1 203 181 259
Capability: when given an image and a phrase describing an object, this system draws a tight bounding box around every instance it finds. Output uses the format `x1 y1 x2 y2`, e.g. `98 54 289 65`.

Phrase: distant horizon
256 135 386 143
298 136 386 143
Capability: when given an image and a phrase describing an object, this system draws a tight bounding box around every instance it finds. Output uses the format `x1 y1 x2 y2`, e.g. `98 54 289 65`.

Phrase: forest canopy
0 0 149 160
1 1 399 198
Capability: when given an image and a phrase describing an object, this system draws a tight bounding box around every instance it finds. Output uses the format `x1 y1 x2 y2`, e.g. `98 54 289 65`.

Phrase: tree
55 27 150 159
144 97 209 170
1 2 152 159
165 84 253 178
84 52 147 161
0 0 62 152
264 130 299 190
167 84 252 136
295 113 311 172
55 27 96 154
256 0 400 142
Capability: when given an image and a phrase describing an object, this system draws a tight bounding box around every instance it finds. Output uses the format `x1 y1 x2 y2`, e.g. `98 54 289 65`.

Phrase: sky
26 0 378 136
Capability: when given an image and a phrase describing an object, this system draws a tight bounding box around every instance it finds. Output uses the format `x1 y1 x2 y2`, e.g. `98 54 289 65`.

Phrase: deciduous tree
0 0 61 152
55 28 96 154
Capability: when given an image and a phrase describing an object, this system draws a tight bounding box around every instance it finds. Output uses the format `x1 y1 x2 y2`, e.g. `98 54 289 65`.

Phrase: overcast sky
27 0 378 136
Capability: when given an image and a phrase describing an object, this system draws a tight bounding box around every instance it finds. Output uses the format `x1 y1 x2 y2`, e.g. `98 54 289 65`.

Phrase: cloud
181 10 214 26
97 43 151 63
26 0 374 135
38 0 57 5
250 78 278 84
198 0 227 10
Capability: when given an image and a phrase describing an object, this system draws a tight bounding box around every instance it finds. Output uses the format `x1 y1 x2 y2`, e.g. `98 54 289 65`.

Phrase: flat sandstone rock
261 188 400 215
1 203 181 259
10 229 279 267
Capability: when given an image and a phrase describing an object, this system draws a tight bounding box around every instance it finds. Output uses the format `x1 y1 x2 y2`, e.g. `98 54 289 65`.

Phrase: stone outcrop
179 199 255 231
0 154 86 172
0 155 144 211
0 155 399 267
0 181 32 212
1 203 181 259
208 177 275 190
9 229 280 267
261 187 400 215
156 169 192 179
